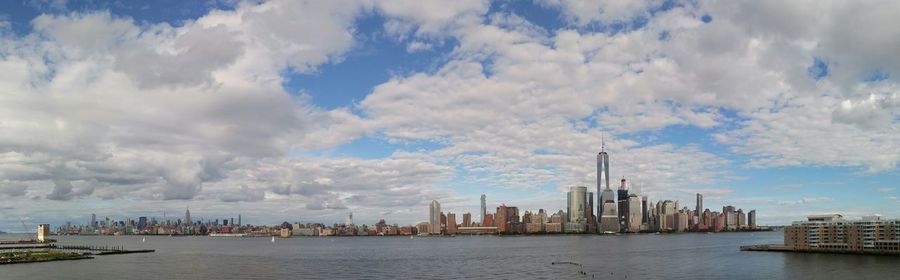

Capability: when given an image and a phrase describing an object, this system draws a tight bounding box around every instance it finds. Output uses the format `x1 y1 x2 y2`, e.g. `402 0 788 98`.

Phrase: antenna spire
601 132 605 152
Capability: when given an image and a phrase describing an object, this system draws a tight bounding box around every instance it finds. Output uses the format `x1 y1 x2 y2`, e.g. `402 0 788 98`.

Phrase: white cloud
535 0 661 26
1 0 899 227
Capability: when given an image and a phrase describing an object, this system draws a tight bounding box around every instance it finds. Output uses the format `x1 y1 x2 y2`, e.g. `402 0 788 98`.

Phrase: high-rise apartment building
695 193 703 225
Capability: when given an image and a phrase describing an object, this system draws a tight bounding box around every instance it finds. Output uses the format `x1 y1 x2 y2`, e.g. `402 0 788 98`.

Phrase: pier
741 244 900 256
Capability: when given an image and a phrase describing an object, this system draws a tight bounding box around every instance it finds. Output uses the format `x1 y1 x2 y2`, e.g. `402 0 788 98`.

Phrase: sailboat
142 237 146 243
271 236 275 243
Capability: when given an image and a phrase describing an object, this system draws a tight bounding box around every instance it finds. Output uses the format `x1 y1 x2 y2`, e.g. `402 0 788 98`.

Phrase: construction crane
20 218 37 241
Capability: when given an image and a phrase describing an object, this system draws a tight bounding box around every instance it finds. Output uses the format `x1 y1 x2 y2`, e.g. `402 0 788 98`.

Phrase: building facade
785 215 900 254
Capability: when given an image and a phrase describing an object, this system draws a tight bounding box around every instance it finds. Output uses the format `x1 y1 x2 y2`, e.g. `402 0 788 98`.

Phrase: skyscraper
566 186 587 232
597 135 610 223
748 210 757 229
429 200 441 234
480 194 486 225
185 208 191 226
598 136 619 233
695 193 704 225
641 195 649 224
617 178 628 231
627 194 643 233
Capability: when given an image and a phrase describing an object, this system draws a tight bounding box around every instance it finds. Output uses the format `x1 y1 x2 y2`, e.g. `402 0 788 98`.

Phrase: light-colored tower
598 135 619 233
185 207 191 226
348 212 354 226
429 200 441 234
567 186 587 232
597 134 610 223
480 194 486 225
627 194 643 233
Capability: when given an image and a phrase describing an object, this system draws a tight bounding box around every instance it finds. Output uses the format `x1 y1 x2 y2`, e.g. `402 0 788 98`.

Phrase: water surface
2 232 898 279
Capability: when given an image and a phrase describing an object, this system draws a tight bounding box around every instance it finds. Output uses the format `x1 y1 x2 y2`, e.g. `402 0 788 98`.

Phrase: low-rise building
785 215 900 254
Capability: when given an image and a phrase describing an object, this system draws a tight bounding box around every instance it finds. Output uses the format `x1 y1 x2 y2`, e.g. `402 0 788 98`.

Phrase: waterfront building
38 224 51 242
748 210 757 229
484 213 494 227
463 212 472 227
674 212 689 232
429 200 441 234
625 194 642 233
566 186 588 233
785 215 900 253
447 213 458 234
496 205 521 234
416 222 430 234
457 226 498 234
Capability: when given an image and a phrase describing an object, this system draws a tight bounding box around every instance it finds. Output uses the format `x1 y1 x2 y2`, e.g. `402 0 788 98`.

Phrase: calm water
2 231 898 279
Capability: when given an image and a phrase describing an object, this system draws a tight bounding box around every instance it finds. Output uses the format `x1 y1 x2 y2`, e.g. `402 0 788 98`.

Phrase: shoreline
31 229 775 238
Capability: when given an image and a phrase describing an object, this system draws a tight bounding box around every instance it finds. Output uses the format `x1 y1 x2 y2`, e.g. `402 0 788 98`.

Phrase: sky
0 0 898 231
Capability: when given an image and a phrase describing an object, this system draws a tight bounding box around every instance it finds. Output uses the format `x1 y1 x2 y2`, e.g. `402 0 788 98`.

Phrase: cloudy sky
0 0 898 231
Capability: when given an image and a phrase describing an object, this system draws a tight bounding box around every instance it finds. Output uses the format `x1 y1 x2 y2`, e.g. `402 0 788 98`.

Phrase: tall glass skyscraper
480 194 486 225
597 138 609 218
430 200 441 234
696 193 703 224
598 137 619 233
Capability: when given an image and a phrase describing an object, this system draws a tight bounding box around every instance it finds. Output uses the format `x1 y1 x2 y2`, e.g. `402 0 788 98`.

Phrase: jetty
741 244 900 256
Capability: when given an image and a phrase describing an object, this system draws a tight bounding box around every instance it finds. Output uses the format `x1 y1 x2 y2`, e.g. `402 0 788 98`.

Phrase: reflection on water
2 232 898 279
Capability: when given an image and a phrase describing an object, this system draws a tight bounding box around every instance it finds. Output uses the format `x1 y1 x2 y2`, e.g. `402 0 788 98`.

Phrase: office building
566 186 588 232
429 200 441 234
627 194 643 233
617 178 628 231
597 135 610 224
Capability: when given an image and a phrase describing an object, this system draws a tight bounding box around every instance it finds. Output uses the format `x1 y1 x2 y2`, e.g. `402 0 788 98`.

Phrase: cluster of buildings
784 214 900 253
48 144 764 238
422 189 758 235
53 210 426 237
421 144 760 235
53 211 263 236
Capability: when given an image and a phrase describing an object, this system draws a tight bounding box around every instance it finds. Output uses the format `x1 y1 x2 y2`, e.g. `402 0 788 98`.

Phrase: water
2 231 898 279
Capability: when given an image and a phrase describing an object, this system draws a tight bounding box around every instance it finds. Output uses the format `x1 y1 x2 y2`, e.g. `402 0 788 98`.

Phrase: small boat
142 237 146 243
271 236 275 243
410 236 414 239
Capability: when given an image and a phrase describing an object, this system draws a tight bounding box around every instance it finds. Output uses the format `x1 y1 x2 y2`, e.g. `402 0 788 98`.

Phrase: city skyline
1 0 899 232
